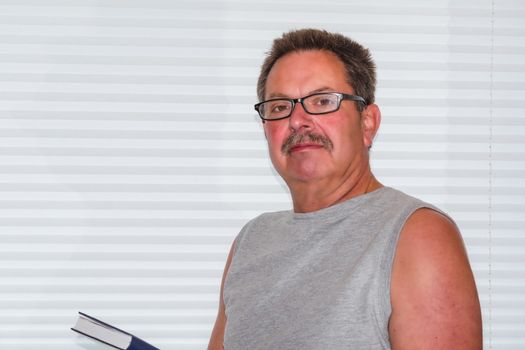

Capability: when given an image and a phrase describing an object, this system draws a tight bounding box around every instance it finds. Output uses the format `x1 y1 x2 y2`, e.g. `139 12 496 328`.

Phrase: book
71 312 160 350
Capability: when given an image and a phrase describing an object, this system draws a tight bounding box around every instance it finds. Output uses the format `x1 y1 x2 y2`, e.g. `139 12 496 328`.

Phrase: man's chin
283 163 328 184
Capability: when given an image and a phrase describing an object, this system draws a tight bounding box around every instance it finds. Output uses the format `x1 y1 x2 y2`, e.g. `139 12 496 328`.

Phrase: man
208 29 482 349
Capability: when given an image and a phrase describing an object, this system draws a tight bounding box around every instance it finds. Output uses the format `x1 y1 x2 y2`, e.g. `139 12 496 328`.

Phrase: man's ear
361 104 381 149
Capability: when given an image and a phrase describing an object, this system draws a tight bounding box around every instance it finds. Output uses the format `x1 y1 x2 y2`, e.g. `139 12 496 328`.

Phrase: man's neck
289 170 382 213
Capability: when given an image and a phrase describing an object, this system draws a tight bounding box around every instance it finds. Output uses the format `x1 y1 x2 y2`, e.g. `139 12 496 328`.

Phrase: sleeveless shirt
223 187 439 350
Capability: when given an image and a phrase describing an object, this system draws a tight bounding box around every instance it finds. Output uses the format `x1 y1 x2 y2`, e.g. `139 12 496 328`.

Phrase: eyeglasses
254 92 366 121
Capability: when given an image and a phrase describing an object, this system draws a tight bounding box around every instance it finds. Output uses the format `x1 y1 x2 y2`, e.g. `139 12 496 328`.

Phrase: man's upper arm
389 208 482 349
208 241 236 350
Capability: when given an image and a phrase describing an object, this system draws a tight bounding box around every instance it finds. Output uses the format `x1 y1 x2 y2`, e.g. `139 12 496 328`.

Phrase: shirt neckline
291 186 390 221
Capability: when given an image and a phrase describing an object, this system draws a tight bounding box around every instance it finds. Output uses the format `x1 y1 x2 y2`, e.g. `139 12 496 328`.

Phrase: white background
0 0 524 349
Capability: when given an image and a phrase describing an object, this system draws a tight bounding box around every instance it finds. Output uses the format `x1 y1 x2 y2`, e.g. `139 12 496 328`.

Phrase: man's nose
288 102 313 132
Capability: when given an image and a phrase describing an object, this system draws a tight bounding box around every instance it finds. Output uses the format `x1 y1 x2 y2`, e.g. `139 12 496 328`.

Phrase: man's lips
289 143 325 153
281 132 333 155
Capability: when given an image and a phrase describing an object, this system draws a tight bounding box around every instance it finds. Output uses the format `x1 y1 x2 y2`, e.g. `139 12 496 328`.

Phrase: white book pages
73 314 132 349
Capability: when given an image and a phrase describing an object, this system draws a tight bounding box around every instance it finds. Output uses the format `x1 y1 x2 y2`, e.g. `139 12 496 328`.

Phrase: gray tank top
223 187 438 350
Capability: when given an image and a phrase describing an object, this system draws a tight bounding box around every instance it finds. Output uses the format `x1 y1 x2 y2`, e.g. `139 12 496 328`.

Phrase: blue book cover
72 312 160 350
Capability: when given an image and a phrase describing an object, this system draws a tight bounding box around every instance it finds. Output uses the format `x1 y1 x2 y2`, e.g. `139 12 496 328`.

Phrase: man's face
262 50 374 187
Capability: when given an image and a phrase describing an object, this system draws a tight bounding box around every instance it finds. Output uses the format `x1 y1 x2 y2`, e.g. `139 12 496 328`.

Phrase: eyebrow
266 86 335 100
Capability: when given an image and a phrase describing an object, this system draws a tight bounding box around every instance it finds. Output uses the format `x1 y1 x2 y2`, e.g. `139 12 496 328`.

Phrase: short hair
257 29 376 110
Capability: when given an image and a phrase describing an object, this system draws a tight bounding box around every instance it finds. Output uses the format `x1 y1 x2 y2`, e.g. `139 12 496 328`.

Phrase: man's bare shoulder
389 208 482 349
397 208 463 253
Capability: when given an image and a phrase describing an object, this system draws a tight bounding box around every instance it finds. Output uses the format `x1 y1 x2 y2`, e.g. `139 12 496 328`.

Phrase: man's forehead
270 50 343 72
265 50 350 95
267 50 346 80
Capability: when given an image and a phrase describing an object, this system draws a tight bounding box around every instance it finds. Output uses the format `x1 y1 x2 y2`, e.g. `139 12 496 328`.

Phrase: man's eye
314 97 335 106
270 103 290 113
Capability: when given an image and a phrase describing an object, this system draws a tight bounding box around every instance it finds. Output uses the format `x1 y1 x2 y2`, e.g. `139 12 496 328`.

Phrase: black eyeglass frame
254 92 367 121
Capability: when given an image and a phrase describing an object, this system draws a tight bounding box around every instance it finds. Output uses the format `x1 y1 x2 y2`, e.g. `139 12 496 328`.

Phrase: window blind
0 0 523 349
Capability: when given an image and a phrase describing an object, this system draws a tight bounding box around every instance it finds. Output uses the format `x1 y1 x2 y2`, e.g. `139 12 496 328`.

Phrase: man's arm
389 208 482 349
208 241 235 350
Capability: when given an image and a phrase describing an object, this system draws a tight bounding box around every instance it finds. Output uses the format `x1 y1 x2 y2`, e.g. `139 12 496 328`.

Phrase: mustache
281 132 333 155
